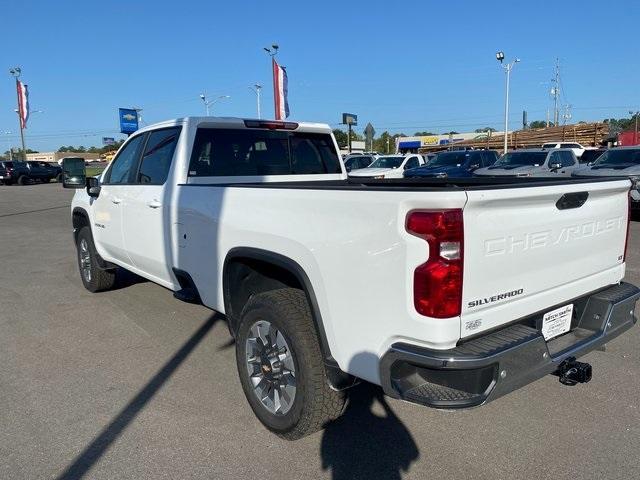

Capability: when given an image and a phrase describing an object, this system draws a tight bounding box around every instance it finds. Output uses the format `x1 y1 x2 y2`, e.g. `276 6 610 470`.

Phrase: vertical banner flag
17 81 29 129
272 58 289 120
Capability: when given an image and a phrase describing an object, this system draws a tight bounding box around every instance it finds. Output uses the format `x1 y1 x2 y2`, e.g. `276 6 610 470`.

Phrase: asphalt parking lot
1 183 639 480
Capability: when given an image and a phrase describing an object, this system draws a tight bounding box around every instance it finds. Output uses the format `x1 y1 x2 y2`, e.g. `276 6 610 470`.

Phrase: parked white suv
348 154 424 178
63 117 638 439
542 142 586 159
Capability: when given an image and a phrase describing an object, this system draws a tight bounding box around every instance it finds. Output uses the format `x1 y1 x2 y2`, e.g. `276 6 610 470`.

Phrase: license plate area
542 304 573 341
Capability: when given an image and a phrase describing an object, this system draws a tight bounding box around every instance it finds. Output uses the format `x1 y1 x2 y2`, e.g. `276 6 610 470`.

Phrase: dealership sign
119 108 139 134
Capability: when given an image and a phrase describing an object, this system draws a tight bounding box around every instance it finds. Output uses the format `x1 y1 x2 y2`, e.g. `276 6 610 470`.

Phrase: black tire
235 288 345 440
43 177 51 183
76 226 116 292
17 175 28 186
56 173 62 183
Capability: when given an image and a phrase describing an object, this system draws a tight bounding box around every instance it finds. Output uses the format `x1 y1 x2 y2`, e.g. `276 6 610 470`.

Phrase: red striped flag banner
17 80 29 129
272 58 289 120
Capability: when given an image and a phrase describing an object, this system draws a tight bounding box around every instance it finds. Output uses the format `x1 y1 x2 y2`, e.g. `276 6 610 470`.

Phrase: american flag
17 80 29 129
272 59 289 120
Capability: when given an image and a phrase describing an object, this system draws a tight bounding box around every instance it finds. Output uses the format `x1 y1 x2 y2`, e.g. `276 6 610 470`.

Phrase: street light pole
199 94 230 116
248 84 262 119
496 52 520 154
263 44 279 119
9 67 27 160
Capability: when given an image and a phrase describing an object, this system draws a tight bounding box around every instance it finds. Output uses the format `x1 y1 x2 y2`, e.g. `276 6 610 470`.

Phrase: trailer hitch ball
555 357 592 386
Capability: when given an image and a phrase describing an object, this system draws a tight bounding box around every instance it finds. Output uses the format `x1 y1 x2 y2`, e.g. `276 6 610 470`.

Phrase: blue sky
3 0 639 152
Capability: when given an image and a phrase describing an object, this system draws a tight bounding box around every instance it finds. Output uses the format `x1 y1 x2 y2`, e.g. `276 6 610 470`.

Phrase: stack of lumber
419 122 610 152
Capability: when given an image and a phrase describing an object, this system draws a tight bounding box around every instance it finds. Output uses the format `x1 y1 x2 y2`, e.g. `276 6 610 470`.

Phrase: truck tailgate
461 179 630 337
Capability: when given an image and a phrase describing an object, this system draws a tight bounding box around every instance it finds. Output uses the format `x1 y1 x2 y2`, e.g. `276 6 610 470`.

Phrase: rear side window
561 143 580 149
137 127 181 185
404 157 420 170
560 151 576 167
189 128 341 177
104 135 145 184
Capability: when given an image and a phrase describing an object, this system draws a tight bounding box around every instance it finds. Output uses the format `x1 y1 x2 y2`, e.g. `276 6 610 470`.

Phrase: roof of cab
134 117 332 134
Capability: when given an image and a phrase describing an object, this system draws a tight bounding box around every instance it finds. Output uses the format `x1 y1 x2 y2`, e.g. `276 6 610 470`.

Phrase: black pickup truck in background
0 160 62 185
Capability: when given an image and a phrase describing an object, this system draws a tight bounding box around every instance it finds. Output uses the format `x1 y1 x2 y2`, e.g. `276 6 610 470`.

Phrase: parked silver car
572 146 640 208
474 148 578 177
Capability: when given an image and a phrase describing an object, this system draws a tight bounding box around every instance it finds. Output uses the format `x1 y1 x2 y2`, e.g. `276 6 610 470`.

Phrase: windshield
428 151 469 167
592 149 640 167
368 156 404 169
495 151 547 167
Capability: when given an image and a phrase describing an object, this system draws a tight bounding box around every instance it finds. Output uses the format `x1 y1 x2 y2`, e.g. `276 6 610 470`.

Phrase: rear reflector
406 210 464 318
244 120 299 130
624 190 631 261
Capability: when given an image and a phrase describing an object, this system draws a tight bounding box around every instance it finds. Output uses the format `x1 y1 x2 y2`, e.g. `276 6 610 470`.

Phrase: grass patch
86 166 105 177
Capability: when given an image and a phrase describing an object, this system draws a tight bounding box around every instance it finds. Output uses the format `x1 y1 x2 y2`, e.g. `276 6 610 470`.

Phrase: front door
92 134 145 265
121 127 181 286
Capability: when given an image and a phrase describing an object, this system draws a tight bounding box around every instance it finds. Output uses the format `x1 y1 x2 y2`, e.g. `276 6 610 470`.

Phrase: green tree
474 127 496 133
332 129 348 148
442 131 459 135
413 131 436 136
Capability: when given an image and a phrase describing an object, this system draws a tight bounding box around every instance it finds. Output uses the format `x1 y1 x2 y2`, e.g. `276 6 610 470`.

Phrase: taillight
406 210 464 318
624 190 631 261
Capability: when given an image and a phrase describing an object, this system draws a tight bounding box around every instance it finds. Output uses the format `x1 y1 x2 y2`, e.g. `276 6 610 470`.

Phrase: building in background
396 131 506 153
25 151 102 163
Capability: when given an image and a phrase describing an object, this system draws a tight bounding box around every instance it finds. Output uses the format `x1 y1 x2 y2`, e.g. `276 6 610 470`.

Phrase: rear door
461 179 629 337
121 127 181 285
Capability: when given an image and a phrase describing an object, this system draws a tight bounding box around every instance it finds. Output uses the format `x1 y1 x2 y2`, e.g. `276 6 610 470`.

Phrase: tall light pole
496 52 520 154
3 131 12 161
263 44 279 119
199 94 230 116
9 67 27 159
248 84 262 119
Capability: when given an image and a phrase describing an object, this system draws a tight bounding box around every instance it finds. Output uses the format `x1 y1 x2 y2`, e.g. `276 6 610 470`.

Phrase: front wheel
76 226 116 292
235 288 345 440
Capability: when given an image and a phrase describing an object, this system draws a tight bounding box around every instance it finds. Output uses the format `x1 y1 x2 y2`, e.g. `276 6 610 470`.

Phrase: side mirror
86 176 101 198
62 158 86 188
550 162 562 170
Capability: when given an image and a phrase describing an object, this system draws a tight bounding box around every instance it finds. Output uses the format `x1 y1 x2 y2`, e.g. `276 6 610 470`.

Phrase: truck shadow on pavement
321 375 420 479
54 313 221 480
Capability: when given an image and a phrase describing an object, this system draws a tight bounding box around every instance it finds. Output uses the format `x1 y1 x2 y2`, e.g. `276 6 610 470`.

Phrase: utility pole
546 108 550 128
9 67 26 160
551 58 560 127
263 44 279 119
496 52 520 154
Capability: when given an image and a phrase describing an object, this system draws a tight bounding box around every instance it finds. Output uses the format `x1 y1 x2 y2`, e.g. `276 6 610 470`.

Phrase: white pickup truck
63 117 639 439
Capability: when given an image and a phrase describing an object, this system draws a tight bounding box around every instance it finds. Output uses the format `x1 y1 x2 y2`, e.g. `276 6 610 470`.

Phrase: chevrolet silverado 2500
63 117 639 439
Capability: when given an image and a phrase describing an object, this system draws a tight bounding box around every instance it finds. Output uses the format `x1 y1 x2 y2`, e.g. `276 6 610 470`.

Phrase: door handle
147 200 162 209
111 197 122 205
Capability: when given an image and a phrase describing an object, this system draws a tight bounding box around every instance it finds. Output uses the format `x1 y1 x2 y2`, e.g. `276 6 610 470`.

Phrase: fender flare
223 247 337 368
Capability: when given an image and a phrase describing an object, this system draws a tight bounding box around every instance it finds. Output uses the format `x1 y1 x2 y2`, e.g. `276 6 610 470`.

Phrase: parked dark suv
403 149 499 178
26 161 62 182
0 161 31 185
0 160 62 185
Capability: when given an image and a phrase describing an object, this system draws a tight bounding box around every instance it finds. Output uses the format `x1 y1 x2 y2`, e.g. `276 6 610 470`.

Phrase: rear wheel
235 288 345 440
76 226 116 292
56 173 62 182
17 175 28 186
